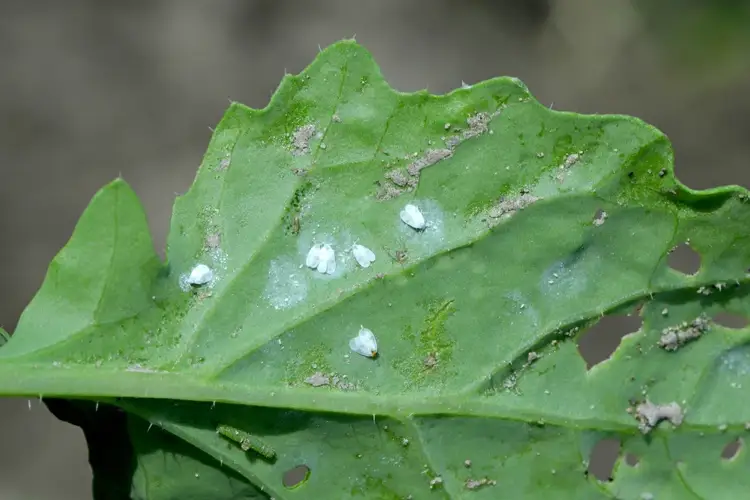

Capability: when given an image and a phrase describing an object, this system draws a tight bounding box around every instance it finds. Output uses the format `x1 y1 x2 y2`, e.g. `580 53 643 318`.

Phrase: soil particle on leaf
485 193 540 222
658 315 711 351
304 372 330 387
205 232 221 249
555 153 581 182
332 114 341 123
593 210 608 226
632 399 684 434
527 351 540 364
217 156 230 171
378 111 499 200
291 124 316 156
465 478 496 490
464 459 472 468
406 148 453 176
465 112 493 139
385 168 410 187
423 352 438 368
429 477 443 489
375 182 404 201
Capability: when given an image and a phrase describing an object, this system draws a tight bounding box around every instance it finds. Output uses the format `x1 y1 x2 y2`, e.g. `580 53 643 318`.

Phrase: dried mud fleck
658 315 711 351
485 193 540 222
465 478 497 491
406 148 453 176
385 168 411 187
217 157 230 171
205 232 221 249
291 124 316 156
304 372 330 387
633 399 683 434
593 210 608 226
378 111 499 200
555 153 581 183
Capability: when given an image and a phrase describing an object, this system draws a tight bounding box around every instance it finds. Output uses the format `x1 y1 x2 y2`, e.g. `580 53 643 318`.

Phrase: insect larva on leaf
216 424 277 460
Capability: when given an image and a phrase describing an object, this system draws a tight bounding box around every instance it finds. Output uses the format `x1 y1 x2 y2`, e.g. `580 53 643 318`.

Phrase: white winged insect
400 203 426 230
352 244 376 268
305 243 336 274
187 264 213 286
349 326 378 358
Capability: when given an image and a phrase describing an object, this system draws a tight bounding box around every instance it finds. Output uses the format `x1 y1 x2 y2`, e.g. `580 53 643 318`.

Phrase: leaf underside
3 40 750 499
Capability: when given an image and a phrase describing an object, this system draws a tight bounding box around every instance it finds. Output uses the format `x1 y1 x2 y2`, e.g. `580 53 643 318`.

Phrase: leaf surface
2 41 750 499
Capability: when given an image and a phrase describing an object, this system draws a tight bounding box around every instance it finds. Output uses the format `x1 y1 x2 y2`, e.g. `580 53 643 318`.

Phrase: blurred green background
1 0 749 498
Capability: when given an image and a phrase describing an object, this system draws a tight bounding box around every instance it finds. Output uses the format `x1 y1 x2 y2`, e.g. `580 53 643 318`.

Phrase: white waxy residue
349 326 378 358
187 264 213 286
305 243 336 274
400 204 426 230
352 244 376 268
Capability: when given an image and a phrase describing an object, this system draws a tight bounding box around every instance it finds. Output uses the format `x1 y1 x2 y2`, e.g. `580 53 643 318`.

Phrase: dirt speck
424 353 438 368
465 112 492 138
429 477 443 489
378 111 499 200
464 459 472 468
407 148 453 176
332 114 341 123
292 124 316 156
217 157 230 171
205 232 221 249
658 315 711 351
385 168 410 187
555 153 581 182
593 210 608 226
304 372 330 387
486 193 540 222
527 351 540 364
465 478 496 490
376 183 404 201
633 399 683 434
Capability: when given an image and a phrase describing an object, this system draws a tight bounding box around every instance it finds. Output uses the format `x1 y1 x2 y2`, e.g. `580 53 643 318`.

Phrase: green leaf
3 40 750 498
128 414 267 500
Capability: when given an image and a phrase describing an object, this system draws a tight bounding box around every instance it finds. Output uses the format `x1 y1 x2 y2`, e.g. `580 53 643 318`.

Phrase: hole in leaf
713 312 749 329
667 243 701 275
625 453 640 467
577 315 643 369
588 438 620 481
721 438 742 460
283 464 311 488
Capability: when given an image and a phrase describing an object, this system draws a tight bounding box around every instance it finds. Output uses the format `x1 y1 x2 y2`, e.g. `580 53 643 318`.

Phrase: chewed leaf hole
667 243 701 275
577 315 643 369
713 312 749 329
721 438 742 460
283 464 311 488
588 438 620 481
625 453 640 467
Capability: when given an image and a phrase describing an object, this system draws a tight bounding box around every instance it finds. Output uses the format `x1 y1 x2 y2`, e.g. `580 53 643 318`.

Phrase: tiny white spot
352 244 376 268
305 243 336 274
187 264 213 286
349 326 378 358
400 204 426 230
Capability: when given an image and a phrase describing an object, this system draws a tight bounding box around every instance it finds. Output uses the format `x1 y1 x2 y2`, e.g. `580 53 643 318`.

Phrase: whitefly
305 243 336 274
349 326 378 358
400 203 426 230
352 244 376 268
187 264 213 286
